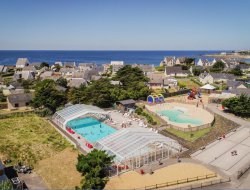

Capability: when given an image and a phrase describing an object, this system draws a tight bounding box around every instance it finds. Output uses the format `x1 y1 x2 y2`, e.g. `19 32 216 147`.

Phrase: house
115 99 136 111
64 62 76 68
226 80 247 90
16 58 29 68
238 64 250 72
111 61 124 66
222 59 239 69
29 62 42 68
13 71 35 81
60 67 80 77
0 65 8 73
72 70 91 81
132 64 154 75
39 71 53 80
78 63 97 71
22 65 37 72
102 64 111 73
223 88 250 97
164 67 190 77
196 59 212 67
175 57 187 65
68 78 87 88
54 61 63 67
7 93 33 110
160 56 176 67
147 73 177 89
199 72 236 84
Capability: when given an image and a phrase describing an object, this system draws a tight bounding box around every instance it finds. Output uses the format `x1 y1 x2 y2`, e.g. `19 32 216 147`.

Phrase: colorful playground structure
147 94 165 104
187 88 201 100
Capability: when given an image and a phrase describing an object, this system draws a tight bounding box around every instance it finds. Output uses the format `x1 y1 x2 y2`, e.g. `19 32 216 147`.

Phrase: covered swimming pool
66 117 116 143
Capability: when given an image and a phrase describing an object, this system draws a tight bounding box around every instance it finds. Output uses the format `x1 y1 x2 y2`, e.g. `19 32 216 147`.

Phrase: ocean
0 50 235 66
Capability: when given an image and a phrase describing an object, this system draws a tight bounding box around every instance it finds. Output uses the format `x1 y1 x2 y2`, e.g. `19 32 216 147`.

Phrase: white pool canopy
94 127 182 165
200 84 216 90
52 104 108 128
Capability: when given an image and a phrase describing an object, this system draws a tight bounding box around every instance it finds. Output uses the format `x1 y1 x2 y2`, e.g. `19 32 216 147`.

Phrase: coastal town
0 55 250 189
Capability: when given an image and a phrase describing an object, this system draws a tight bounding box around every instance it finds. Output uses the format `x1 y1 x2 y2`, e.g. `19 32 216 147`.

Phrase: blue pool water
66 117 116 143
158 109 203 125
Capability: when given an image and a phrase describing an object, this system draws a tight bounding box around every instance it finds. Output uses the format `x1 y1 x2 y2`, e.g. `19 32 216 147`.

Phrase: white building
111 61 124 66
16 58 30 68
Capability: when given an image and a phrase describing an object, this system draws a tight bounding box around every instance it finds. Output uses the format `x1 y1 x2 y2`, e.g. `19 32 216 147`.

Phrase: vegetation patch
0 114 70 166
165 127 211 142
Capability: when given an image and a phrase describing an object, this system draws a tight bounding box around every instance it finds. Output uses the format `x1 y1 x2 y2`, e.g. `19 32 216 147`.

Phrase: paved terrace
192 104 250 177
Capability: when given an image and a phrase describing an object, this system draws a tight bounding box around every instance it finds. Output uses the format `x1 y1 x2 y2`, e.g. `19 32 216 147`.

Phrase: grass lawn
35 148 82 189
0 113 71 166
177 78 201 89
165 127 211 142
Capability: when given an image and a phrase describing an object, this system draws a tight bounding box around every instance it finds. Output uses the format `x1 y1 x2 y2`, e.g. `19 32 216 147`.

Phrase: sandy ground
105 163 220 189
35 148 82 189
146 102 214 128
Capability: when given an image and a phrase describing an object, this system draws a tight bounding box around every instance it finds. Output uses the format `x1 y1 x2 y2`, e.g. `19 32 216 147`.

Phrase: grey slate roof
165 67 190 75
210 73 236 80
116 99 136 105
7 93 32 103
68 78 87 88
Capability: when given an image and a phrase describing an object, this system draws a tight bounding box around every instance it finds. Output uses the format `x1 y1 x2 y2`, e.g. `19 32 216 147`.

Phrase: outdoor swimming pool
157 109 203 125
66 117 117 143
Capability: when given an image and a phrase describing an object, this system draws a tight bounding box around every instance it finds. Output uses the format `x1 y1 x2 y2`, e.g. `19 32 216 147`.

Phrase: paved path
192 104 250 178
206 104 250 127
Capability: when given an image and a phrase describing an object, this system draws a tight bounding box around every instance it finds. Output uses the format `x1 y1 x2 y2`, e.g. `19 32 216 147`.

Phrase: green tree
222 94 250 117
40 62 49 69
0 89 6 102
31 79 67 113
56 77 68 88
76 149 114 190
210 61 225 72
229 65 243 76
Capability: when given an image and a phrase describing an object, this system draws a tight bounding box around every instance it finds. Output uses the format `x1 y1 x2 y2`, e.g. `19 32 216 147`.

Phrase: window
26 102 29 106
14 103 19 108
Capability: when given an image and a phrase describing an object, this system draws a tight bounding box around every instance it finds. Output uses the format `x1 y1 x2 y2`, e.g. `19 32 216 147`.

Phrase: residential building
0 65 8 73
64 62 76 68
16 58 29 68
68 78 87 88
196 59 212 67
147 73 177 89
199 72 236 84
132 64 154 75
164 66 190 77
111 61 124 66
160 56 176 67
13 71 35 81
175 57 186 65
7 93 33 110
227 80 248 90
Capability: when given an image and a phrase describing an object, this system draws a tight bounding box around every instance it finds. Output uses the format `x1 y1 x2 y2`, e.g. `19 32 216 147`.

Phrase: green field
0 113 71 166
165 127 211 142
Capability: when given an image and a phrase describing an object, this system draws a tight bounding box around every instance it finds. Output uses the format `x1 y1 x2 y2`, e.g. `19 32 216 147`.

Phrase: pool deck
146 102 214 128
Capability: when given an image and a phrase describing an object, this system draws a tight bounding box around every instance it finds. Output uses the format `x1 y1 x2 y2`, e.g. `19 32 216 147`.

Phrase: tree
210 61 225 72
56 77 68 88
184 58 195 65
76 149 114 190
40 62 49 69
229 65 243 76
0 89 6 102
222 94 250 117
31 79 67 113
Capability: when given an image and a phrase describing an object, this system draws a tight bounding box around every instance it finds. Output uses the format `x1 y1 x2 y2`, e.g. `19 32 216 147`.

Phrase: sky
0 0 249 50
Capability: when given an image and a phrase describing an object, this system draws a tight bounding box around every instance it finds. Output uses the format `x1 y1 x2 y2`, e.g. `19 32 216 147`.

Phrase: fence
169 177 231 190
165 122 212 132
162 89 190 98
134 173 220 190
